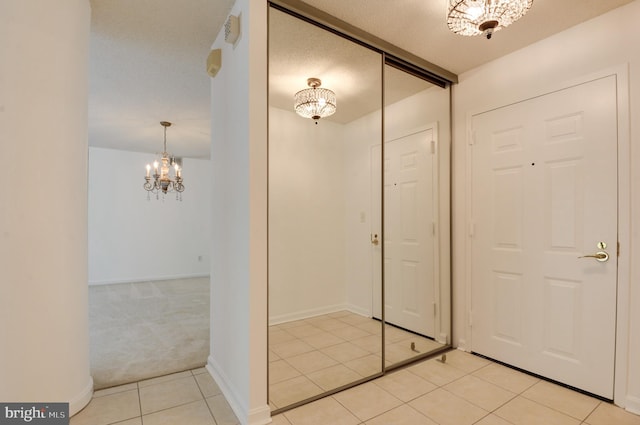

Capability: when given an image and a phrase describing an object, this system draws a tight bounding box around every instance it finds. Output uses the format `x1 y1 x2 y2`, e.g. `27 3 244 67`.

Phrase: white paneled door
470 76 618 398
372 128 438 337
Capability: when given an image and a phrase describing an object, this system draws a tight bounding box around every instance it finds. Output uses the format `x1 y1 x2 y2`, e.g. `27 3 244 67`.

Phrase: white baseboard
247 405 272 425
207 356 271 425
88 274 210 286
269 304 349 326
269 304 375 326
456 338 468 351
346 303 372 318
69 376 94 417
207 356 245 423
625 395 640 415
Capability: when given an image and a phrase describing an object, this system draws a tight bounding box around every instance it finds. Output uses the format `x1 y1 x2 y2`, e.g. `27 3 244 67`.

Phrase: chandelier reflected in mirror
294 78 336 124
447 0 533 39
144 121 184 200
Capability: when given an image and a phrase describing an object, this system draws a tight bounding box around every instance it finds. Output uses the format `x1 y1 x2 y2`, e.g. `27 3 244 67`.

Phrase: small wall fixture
447 0 533 39
144 121 184 200
206 49 222 78
225 15 240 44
294 78 336 124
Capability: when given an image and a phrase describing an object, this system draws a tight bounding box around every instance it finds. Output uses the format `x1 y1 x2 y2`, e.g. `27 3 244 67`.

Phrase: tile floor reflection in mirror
269 310 444 410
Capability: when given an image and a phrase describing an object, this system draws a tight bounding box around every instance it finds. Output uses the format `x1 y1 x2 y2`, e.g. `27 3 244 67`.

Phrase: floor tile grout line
192 372 227 423
140 398 213 420
136 369 220 421
446 361 602 425
136 382 143 425
202 387 221 425
464 362 541 395
582 401 602 424
329 393 364 423
276 349 372 380
518 389 603 422
465 362 609 423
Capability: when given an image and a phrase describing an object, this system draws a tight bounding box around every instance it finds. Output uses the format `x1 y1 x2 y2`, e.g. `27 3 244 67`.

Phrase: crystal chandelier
294 78 336 124
447 0 534 39
144 121 184 200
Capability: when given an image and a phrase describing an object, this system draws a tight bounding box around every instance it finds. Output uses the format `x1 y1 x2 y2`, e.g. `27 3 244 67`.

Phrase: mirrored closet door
268 2 453 414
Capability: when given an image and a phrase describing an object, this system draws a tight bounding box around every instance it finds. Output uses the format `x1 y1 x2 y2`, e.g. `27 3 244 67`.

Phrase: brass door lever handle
578 251 609 262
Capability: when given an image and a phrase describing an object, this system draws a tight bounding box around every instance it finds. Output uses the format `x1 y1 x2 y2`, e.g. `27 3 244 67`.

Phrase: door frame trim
462 64 631 408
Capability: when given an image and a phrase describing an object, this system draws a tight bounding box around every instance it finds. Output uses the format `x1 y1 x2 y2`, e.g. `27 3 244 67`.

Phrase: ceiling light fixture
294 78 336 124
447 0 533 39
144 121 184 201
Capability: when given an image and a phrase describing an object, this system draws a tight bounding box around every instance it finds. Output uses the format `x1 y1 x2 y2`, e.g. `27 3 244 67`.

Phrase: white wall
88 147 211 284
268 106 348 322
0 0 92 415
343 110 381 315
451 0 640 412
208 0 270 424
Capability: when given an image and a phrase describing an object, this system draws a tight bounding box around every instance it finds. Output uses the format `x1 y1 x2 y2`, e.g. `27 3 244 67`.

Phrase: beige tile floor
71 367 238 425
73 350 640 425
269 310 445 410
274 349 640 425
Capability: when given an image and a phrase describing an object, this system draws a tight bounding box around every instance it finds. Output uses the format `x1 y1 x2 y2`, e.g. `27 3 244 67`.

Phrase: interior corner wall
88 147 211 284
208 0 269 424
451 0 640 412
268 106 347 323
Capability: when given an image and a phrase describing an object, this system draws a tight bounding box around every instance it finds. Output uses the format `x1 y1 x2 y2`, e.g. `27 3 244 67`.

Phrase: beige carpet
89 277 210 389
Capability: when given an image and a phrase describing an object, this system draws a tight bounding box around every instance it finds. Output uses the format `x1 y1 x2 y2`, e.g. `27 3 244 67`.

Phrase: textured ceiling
269 7 439 125
89 0 235 158
88 0 633 158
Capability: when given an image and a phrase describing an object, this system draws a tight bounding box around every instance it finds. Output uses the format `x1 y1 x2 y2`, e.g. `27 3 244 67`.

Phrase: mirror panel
381 64 451 368
268 4 452 413
268 7 383 412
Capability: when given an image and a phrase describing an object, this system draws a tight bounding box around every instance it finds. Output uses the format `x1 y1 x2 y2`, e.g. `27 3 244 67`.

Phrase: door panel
375 129 436 337
471 76 618 398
